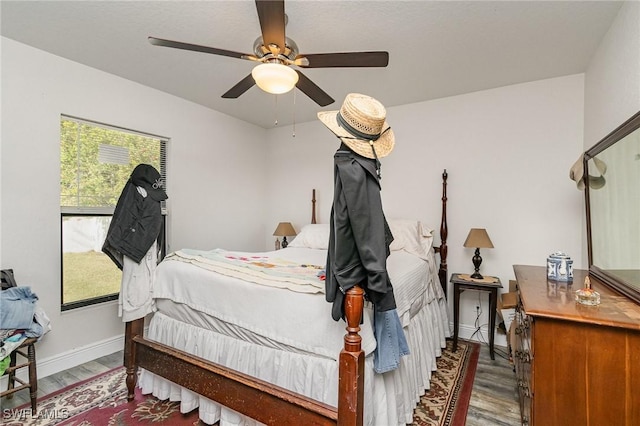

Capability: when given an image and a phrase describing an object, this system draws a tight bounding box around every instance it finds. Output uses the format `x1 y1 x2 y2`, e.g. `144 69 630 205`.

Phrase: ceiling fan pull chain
274 94 278 126
292 89 296 138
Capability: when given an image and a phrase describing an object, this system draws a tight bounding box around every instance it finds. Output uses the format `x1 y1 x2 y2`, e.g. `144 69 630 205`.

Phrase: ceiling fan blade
295 70 334 107
221 74 256 98
149 36 256 60
255 0 285 52
295 51 389 68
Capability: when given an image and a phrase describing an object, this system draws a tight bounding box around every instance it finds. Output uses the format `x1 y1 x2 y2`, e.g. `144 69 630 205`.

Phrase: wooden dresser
513 265 640 426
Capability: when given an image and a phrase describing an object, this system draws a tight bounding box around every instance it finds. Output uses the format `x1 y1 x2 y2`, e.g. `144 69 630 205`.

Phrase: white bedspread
152 247 439 359
165 248 325 293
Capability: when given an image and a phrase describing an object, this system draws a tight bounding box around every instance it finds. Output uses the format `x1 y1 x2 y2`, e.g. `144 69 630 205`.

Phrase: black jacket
102 165 165 269
326 144 396 321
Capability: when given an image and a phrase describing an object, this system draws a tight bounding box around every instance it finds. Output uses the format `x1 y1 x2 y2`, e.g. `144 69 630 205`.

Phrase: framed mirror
585 110 640 304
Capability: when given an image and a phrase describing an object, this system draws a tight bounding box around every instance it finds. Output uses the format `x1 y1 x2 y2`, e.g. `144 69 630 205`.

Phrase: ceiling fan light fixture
251 63 299 94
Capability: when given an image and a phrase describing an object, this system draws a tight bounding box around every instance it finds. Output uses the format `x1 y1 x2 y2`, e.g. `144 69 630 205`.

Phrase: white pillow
288 224 330 250
388 219 434 260
288 220 435 259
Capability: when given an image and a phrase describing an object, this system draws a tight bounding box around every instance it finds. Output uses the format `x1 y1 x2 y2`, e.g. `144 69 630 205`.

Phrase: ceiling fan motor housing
253 36 298 63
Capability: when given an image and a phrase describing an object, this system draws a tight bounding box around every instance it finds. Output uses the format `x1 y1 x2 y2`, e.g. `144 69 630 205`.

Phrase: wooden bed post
438 169 449 298
337 286 365 426
311 189 317 225
124 318 143 401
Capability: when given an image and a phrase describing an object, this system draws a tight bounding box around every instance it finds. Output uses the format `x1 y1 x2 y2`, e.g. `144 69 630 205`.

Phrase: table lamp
273 222 297 250
463 228 494 279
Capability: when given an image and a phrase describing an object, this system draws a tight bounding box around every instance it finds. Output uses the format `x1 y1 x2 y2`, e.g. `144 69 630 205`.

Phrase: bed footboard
124 286 366 426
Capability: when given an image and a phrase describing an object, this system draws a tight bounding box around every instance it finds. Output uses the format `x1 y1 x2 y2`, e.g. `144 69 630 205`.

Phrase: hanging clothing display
319 93 409 373
103 164 167 321
326 144 396 319
103 164 167 269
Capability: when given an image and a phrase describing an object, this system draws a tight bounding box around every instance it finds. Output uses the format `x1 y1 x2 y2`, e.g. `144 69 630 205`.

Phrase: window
60 116 167 310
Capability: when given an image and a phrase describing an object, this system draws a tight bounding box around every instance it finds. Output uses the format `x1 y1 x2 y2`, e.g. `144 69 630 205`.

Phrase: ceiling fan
148 0 389 107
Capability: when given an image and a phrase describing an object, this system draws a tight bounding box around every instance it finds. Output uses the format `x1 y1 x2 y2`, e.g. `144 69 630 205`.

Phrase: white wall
584 0 640 148
265 74 586 335
581 1 640 269
0 37 267 375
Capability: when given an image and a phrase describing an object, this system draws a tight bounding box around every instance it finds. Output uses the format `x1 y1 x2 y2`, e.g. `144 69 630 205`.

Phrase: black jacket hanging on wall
102 164 166 270
326 143 396 321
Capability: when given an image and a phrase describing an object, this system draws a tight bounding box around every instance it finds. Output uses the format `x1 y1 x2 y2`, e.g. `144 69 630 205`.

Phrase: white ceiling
1 1 624 129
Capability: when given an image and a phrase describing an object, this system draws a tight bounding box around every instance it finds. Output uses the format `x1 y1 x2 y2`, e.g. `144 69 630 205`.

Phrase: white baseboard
0 333 125 389
39 334 126 378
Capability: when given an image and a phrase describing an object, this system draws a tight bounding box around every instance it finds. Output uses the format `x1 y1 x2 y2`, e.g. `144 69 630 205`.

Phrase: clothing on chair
0 287 50 339
0 287 38 330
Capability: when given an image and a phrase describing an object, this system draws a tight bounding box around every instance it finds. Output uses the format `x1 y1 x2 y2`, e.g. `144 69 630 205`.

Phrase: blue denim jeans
0 286 38 329
373 307 410 373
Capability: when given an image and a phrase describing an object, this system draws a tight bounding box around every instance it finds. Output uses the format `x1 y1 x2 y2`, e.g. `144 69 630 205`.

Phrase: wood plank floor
467 343 521 426
1 341 521 425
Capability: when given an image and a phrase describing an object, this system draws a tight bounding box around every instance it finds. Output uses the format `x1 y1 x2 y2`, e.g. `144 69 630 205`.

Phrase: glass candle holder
575 276 600 306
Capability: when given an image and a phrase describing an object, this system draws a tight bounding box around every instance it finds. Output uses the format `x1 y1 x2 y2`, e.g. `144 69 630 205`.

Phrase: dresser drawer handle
515 350 532 363
518 380 531 397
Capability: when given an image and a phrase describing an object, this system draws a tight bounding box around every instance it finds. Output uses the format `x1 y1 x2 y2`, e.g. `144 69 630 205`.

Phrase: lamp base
471 248 483 280
282 236 289 248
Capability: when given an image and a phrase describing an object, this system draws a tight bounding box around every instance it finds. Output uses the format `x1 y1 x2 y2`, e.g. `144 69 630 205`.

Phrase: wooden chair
1 269 38 413
1 337 38 413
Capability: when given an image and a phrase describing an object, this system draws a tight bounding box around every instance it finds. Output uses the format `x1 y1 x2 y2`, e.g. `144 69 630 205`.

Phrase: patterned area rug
2 369 204 426
411 339 480 426
6 339 478 426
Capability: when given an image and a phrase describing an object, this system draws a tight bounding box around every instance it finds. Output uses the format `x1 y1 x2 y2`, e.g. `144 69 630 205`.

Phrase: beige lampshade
273 222 297 237
463 228 494 248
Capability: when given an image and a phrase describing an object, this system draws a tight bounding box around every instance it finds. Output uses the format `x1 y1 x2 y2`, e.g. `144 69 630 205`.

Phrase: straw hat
569 154 607 190
317 93 395 159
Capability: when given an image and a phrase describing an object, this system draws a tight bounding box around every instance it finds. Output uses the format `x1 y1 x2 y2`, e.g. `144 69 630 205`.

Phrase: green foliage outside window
60 119 162 208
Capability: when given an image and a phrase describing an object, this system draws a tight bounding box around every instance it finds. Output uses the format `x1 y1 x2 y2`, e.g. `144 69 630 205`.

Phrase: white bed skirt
139 297 450 426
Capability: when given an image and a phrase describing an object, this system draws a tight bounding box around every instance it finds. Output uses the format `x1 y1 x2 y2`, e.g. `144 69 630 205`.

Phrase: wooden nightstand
450 273 502 360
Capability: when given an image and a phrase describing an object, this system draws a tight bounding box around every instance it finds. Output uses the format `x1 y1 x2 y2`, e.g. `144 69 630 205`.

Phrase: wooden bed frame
124 169 449 426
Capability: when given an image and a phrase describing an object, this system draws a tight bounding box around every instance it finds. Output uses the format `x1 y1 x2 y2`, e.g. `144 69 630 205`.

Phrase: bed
124 170 450 426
